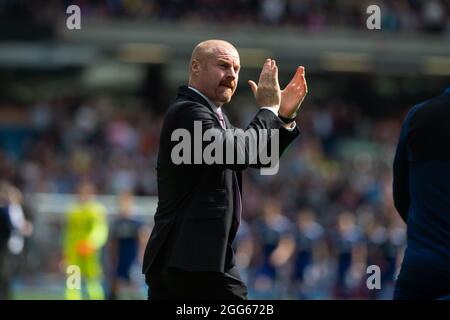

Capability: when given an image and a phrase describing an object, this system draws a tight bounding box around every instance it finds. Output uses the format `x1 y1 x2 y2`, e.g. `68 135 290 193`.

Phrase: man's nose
226 68 237 79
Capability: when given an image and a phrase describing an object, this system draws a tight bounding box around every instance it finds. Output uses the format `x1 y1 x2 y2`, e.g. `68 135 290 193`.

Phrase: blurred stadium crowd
0 0 449 34
0 90 407 299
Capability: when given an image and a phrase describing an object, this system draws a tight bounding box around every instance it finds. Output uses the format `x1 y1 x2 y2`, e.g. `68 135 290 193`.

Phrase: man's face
193 45 240 106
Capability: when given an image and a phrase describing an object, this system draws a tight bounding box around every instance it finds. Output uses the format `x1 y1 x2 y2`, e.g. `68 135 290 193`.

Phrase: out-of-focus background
0 0 449 300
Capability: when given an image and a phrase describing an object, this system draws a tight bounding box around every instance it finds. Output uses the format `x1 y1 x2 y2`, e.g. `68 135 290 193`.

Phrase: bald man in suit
142 40 308 300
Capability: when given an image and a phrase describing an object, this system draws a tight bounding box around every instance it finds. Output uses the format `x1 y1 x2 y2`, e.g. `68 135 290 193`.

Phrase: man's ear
191 59 201 75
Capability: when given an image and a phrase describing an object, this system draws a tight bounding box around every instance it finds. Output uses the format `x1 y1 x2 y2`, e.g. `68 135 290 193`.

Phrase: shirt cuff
261 106 297 131
261 106 279 116
282 121 297 131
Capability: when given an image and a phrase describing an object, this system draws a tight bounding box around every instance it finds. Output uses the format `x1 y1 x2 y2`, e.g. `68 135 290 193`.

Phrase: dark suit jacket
393 87 450 298
143 86 299 275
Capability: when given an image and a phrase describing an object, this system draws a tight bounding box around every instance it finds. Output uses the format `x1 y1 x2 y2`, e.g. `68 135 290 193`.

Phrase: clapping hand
248 59 281 108
279 66 308 119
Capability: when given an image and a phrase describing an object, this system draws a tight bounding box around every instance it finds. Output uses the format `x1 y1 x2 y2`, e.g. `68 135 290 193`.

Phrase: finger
272 60 278 75
298 66 305 75
295 66 305 82
302 75 308 94
273 64 280 86
248 80 258 98
259 59 271 82
298 69 307 90
264 58 273 74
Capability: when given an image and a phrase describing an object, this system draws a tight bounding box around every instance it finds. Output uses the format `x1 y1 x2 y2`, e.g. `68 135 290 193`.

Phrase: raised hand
279 66 308 119
248 59 281 108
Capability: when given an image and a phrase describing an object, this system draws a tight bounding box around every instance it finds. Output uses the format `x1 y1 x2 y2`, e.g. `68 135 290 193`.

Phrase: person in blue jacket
393 87 450 300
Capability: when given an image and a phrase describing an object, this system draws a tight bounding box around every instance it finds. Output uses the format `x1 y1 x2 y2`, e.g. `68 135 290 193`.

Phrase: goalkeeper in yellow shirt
64 182 108 300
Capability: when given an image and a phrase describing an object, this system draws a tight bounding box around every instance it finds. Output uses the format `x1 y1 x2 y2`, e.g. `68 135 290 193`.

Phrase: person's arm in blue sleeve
393 106 420 223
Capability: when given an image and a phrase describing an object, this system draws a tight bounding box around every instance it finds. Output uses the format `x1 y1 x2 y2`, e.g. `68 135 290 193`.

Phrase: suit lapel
177 86 223 128
177 85 210 109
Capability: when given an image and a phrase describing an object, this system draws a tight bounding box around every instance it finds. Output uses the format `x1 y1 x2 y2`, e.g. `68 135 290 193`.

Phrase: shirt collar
188 86 221 113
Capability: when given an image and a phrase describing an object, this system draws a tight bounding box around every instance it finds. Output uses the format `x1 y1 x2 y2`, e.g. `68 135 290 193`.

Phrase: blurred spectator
260 0 287 24
0 181 32 300
108 192 149 300
233 219 254 287
290 208 328 299
332 211 367 299
251 198 294 299
0 181 13 299
422 0 446 33
6 185 33 256
63 181 109 300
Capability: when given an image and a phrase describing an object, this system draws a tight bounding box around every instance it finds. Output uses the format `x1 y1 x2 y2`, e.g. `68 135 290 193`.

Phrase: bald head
190 40 238 70
188 40 240 107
